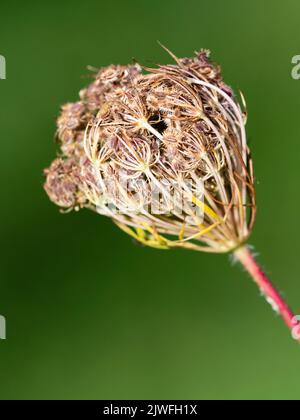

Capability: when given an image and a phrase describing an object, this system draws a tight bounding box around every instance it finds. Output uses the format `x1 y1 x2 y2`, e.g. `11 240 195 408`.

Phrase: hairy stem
234 245 300 342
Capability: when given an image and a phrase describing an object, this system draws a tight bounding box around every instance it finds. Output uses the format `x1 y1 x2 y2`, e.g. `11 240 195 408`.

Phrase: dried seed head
44 158 84 208
44 49 256 253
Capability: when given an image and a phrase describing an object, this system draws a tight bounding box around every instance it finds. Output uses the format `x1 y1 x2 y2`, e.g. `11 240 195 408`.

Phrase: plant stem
234 245 300 342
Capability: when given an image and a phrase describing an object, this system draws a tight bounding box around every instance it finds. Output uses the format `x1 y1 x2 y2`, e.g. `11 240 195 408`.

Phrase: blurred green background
0 0 300 400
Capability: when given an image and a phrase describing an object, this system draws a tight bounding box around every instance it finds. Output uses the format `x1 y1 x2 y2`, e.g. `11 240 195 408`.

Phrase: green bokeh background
1 0 300 400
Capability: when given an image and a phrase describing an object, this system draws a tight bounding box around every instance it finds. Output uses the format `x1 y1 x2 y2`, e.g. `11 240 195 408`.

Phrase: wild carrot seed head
44 49 256 253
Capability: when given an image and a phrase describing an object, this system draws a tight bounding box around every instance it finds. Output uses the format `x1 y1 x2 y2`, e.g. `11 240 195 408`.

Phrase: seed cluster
44 49 256 253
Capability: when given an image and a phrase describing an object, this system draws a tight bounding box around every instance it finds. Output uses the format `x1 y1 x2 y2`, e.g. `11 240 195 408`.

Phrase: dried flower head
44 49 256 253
44 47 300 342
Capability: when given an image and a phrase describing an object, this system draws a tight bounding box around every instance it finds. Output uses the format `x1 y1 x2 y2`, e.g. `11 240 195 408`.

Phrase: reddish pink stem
234 246 300 341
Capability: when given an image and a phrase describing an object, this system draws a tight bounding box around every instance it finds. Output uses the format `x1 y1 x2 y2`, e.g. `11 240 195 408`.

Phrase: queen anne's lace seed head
44 49 256 253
